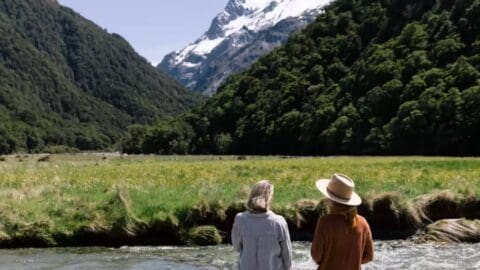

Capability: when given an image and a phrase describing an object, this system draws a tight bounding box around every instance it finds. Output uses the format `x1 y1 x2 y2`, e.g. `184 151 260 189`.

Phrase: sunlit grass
0 154 479 243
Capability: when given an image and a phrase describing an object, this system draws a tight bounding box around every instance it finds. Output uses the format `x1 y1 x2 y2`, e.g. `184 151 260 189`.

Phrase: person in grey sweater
231 180 293 270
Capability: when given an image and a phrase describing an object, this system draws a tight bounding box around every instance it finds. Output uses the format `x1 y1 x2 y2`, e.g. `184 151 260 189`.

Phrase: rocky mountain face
159 0 330 95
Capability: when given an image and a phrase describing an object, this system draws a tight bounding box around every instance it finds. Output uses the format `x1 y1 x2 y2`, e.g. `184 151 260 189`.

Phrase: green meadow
0 154 479 246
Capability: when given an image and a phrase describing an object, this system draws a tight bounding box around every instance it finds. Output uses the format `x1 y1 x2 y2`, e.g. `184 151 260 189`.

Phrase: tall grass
0 154 479 246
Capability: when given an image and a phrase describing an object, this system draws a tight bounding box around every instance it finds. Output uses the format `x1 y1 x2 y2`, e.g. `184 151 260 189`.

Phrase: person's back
311 214 373 270
232 210 292 270
311 174 374 270
231 180 292 270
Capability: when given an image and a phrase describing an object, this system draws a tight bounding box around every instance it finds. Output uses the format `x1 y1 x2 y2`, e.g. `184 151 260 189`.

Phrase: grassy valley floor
0 155 479 247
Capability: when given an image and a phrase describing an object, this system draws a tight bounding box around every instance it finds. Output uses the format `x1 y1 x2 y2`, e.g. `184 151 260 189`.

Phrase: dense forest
0 0 197 154
123 0 480 155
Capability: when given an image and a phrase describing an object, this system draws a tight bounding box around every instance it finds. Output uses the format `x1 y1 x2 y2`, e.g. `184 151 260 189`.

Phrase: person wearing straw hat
231 180 292 270
311 173 374 270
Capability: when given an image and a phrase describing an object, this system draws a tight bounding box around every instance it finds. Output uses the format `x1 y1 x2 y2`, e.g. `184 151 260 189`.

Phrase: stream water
0 241 478 269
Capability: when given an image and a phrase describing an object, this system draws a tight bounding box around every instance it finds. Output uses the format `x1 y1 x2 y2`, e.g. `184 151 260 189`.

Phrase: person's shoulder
235 211 249 221
356 214 367 223
269 211 288 225
356 214 371 228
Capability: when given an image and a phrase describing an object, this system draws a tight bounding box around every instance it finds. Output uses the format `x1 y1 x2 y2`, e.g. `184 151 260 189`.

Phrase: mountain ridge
125 0 480 156
159 0 331 95
0 0 197 154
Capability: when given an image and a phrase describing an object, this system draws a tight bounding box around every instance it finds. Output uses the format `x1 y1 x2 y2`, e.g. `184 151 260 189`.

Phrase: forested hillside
0 0 197 154
125 0 480 155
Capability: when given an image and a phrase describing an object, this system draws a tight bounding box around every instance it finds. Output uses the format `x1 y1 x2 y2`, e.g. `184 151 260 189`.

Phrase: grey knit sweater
231 211 293 270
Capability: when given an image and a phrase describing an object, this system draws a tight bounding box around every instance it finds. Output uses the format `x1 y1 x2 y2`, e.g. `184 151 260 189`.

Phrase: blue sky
58 0 228 65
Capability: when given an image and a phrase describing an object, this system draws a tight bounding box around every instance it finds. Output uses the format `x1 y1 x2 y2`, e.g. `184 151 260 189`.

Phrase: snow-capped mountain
159 0 331 95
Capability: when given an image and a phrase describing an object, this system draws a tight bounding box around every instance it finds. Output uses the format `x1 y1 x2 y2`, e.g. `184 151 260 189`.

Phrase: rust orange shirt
311 214 374 270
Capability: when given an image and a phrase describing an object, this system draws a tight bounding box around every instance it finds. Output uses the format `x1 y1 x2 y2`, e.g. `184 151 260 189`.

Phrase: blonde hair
247 180 274 212
329 201 358 227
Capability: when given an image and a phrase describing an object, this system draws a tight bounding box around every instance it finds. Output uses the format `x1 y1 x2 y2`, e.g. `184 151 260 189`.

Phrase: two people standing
232 174 374 270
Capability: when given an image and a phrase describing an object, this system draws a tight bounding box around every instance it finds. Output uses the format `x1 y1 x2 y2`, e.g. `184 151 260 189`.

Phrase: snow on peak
167 0 331 65
223 0 330 33
241 0 274 10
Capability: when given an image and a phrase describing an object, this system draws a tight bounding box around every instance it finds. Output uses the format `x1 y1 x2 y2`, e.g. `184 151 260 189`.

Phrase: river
0 241 478 269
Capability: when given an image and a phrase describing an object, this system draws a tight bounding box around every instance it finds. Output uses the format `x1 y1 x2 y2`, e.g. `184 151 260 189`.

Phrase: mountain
125 0 480 156
159 0 331 95
0 0 197 154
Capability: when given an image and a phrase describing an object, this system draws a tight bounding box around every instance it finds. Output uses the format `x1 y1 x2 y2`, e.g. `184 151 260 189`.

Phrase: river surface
0 241 478 270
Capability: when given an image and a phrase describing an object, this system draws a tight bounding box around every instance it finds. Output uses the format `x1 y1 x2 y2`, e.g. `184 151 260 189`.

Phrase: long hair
247 180 274 212
329 201 358 228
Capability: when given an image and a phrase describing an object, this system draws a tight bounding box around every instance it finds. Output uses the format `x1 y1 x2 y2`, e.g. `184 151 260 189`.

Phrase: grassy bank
0 155 479 246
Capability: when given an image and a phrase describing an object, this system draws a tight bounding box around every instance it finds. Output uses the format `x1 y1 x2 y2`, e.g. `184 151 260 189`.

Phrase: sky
58 0 228 65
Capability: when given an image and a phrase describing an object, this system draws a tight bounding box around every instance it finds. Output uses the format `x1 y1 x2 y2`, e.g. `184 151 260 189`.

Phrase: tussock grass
0 154 479 246
185 226 223 246
418 219 480 243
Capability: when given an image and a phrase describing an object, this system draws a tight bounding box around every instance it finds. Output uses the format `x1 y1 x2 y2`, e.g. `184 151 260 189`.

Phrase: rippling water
0 241 478 269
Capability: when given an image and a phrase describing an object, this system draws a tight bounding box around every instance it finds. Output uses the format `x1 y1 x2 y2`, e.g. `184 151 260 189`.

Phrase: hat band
327 186 351 200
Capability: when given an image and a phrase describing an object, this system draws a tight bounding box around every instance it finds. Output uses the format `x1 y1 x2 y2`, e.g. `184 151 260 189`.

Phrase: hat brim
315 179 362 206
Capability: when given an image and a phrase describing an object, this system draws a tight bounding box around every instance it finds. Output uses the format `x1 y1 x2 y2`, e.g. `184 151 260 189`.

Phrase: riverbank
0 155 479 247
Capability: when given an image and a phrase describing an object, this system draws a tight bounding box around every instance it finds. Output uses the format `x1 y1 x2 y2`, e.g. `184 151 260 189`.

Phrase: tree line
123 0 480 156
0 0 196 154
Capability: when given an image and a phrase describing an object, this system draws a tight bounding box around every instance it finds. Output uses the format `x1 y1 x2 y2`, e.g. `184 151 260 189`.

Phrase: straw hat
315 174 362 206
